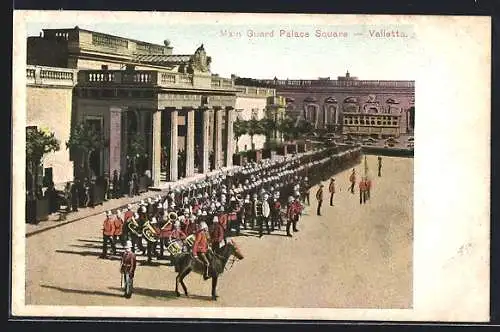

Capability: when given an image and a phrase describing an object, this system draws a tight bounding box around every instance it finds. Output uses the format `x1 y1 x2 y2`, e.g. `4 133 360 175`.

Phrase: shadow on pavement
108 286 178 300
41 284 122 298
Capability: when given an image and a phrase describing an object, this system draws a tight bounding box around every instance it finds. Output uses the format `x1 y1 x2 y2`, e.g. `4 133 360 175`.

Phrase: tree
260 117 278 145
233 117 247 153
26 127 60 198
246 117 264 150
127 134 147 175
278 116 300 142
66 122 106 180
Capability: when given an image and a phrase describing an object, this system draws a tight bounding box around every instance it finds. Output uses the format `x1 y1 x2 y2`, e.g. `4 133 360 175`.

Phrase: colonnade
151 106 236 187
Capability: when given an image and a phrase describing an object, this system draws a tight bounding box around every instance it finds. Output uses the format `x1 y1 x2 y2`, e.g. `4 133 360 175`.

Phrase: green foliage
233 117 248 140
26 127 60 166
246 117 264 136
66 122 106 154
278 116 300 141
26 127 60 194
127 134 147 159
66 122 106 179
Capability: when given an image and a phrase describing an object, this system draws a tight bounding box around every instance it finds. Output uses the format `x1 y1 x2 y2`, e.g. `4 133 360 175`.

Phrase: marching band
101 146 363 265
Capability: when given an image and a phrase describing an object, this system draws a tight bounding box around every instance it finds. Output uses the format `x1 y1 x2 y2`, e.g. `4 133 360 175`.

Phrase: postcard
11 11 491 322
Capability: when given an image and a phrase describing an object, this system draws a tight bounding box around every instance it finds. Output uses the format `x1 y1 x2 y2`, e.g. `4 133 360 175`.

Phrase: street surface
26 155 413 308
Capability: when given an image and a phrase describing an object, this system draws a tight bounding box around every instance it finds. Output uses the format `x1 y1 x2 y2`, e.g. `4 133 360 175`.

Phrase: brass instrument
168 211 178 223
142 219 159 243
127 217 141 237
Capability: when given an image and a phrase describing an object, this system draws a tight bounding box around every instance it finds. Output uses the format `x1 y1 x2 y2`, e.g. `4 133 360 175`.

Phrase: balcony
77 69 237 91
235 85 275 97
26 65 77 87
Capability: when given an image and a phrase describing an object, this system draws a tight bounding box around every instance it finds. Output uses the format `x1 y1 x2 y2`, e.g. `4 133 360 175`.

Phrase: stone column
225 107 235 168
151 109 162 187
185 108 195 177
200 108 211 173
213 107 223 169
169 109 179 181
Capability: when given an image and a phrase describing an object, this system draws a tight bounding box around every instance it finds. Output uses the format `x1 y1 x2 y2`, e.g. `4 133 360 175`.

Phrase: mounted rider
193 221 211 280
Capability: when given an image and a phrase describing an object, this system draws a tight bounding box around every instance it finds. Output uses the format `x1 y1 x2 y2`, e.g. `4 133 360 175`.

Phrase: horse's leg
175 272 181 297
211 276 218 301
180 268 191 296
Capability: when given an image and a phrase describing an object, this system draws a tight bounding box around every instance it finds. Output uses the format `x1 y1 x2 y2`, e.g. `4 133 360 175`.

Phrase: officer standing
315 184 324 216
328 178 336 206
349 169 356 194
378 156 382 177
359 177 367 205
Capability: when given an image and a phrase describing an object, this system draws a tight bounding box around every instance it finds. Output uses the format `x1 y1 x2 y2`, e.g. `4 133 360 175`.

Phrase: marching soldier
193 221 211 280
315 184 324 216
209 216 225 253
285 196 296 237
349 169 356 194
113 210 126 248
101 211 116 259
260 193 271 237
328 178 336 206
301 176 310 206
145 217 160 264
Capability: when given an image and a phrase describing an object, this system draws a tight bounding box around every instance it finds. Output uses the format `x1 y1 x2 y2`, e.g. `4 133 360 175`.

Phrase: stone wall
26 86 74 187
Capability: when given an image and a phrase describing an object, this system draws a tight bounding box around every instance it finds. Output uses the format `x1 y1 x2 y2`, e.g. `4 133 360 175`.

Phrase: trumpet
142 219 159 243
127 217 141 237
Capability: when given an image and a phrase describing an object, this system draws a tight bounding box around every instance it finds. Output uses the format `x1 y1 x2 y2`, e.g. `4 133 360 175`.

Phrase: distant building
234 70 415 138
26 27 273 188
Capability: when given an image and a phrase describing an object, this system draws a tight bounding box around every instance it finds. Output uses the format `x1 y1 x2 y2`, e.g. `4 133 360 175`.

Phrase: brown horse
174 240 244 300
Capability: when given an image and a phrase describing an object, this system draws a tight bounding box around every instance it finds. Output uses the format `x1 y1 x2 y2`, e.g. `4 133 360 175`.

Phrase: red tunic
359 181 367 191
366 180 372 190
123 210 134 222
287 204 295 220
218 213 228 230
103 218 115 236
210 223 225 245
159 223 173 238
121 251 137 277
185 222 197 235
192 231 208 255
169 229 187 241
113 217 124 236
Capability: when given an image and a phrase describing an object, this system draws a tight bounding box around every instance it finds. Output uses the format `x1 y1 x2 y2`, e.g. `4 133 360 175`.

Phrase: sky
26 20 418 81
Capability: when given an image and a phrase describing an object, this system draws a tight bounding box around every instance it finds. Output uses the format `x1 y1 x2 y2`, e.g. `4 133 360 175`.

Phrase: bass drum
166 239 183 256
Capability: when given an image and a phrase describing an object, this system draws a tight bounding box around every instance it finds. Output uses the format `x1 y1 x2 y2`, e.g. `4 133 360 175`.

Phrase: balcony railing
26 65 77 87
78 69 237 91
235 85 275 97
239 79 415 89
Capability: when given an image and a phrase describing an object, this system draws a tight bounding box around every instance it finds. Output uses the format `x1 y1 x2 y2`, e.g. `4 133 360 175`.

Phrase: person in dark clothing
112 170 119 198
70 180 79 212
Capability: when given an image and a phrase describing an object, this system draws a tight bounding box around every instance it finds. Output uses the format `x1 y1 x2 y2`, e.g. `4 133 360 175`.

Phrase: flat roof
40 26 172 49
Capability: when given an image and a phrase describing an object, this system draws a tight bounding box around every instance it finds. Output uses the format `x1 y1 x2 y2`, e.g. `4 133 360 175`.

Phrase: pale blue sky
26 21 417 80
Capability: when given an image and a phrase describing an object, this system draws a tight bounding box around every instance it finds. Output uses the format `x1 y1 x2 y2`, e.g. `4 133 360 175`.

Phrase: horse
174 240 244 301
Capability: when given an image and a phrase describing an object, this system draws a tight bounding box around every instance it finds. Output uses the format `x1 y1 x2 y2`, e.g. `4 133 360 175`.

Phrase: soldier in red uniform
169 221 187 241
359 178 367 205
120 241 137 284
285 196 296 237
193 221 211 280
101 211 116 259
123 204 134 222
209 216 225 253
113 210 125 248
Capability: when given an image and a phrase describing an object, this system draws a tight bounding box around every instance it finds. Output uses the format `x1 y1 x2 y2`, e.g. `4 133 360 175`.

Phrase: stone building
26 27 273 188
234 71 415 138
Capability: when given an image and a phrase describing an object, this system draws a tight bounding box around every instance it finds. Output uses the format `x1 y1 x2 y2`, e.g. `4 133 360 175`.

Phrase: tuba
142 219 159 243
168 211 178 223
127 217 141 238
